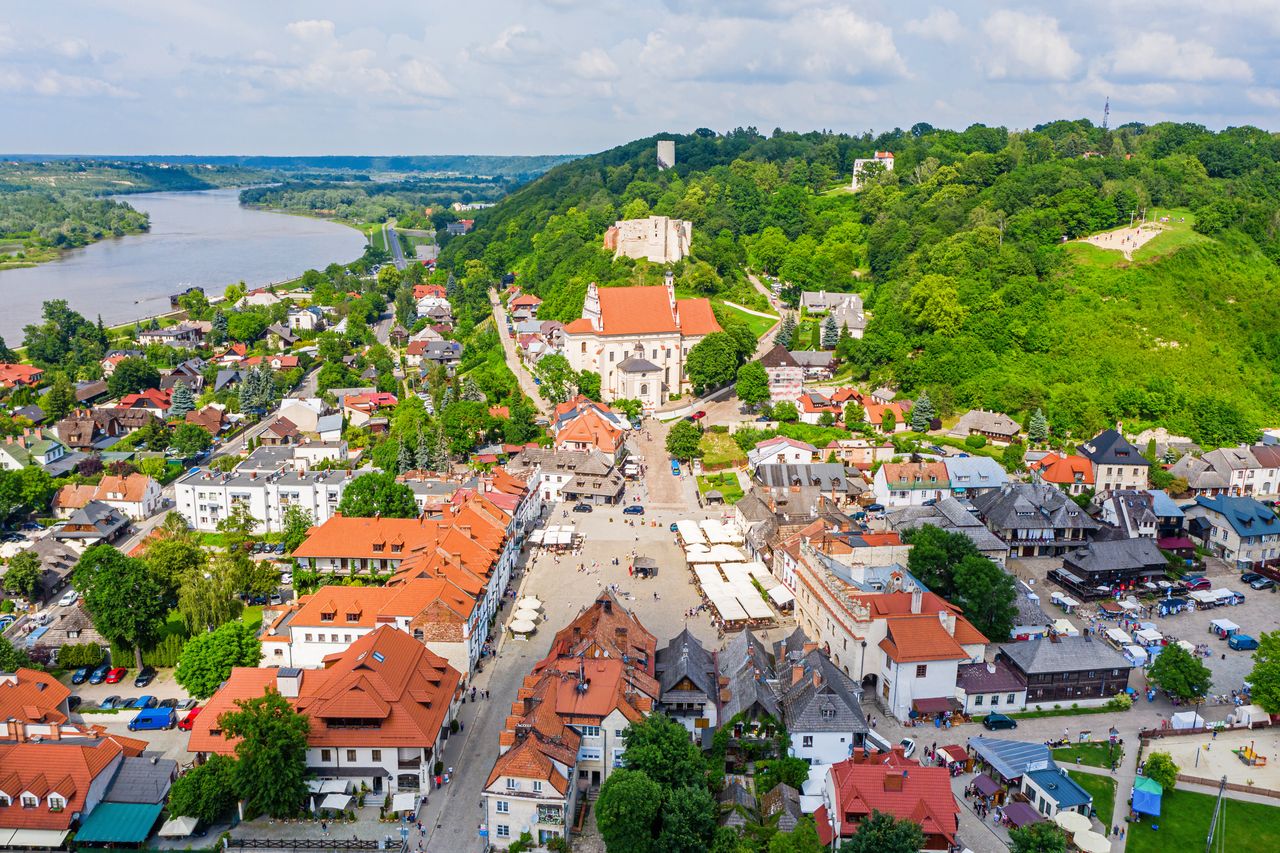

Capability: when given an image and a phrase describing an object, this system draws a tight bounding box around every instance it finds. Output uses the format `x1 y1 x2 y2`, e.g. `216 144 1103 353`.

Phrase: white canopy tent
510 619 537 636
700 518 743 544
391 792 418 813
1054 811 1091 833
1105 628 1132 646
1073 829 1112 853
768 586 795 607
1135 628 1163 645
517 596 542 610
320 793 353 811
308 780 351 794
513 608 541 622
1171 710 1205 730
675 520 706 546
1123 645 1148 666
1211 618 1240 634
1175 639 1196 655
1052 618 1079 637
159 816 200 838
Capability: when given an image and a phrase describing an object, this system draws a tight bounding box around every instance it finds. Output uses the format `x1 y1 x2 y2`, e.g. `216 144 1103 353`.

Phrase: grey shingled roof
1077 429 1150 467
778 651 868 735
656 628 717 699
617 356 661 373
103 757 177 804
761 783 803 832
718 629 780 721
1062 537 1167 576
754 463 854 492
970 483 1101 532
998 635 1130 676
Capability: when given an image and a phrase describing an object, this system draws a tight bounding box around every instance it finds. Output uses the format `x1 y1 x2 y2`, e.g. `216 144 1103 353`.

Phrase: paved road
489 287 549 415
384 223 408 270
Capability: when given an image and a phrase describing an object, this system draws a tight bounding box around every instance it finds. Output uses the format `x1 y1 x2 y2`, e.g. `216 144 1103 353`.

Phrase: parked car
104 667 128 684
134 666 156 688
274 543 286 555
88 664 111 685
1250 577 1275 591
670 459 681 476
622 505 645 515
130 695 157 710
269 591 284 606
58 589 79 607
280 572 293 586
71 666 91 685
983 713 1018 731
690 410 707 420
246 593 269 606
177 698 198 710
1183 576 1212 592
100 695 122 710
899 738 917 758
1229 634 1260 651
178 706 203 731
1241 572 1264 584
865 503 885 513
572 503 593 513
158 697 179 709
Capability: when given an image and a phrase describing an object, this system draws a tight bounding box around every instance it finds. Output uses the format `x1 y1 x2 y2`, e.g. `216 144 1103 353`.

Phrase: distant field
1066 208 1209 268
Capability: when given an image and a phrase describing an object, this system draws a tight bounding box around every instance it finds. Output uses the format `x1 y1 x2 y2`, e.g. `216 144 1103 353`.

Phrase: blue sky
4 1 1280 155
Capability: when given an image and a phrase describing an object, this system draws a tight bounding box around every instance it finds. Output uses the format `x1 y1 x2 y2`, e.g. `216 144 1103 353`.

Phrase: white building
872 461 950 508
748 436 819 469
851 151 894 190
605 216 692 263
879 609 986 722
176 467 357 532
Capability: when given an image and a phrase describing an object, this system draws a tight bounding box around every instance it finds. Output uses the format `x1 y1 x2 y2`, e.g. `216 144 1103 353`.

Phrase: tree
143 536 206 590
168 754 240 825
951 554 1018 642
903 525 980 596
397 438 414 473
1002 441 1026 472
281 505 314 554
3 551 41 600
0 637 33 672
839 810 924 853
881 409 896 432
535 354 578 404
107 357 160 397
756 756 811 794
219 690 310 819
1247 631 1280 713
1143 751 1179 792
769 817 824 853
1009 822 1068 853
170 422 213 457
735 361 770 409
73 545 170 669
216 503 260 551
239 363 276 413
686 332 739 392
440 400 492 455
666 421 703 461
656 785 718 853
774 401 799 423
620 714 707 789
169 380 195 418
40 374 76 422
577 370 602 401
177 621 263 699
910 391 934 431
1147 640 1212 701
460 375 485 402
596 769 662 853
211 311 229 344
821 314 839 349
775 313 796 349
176 551 242 633
844 400 864 426
1028 408 1049 443
336 472 419 518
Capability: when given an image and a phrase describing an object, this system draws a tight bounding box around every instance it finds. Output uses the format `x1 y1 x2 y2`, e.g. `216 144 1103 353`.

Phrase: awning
1002 801 1043 827
74 801 163 844
6 829 69 848
159 815 200 838
0 830 15 847
392 792 418 813
1157 536 1195 551
912 697 961 714
320 793 353 811
767 586 794 607
939 744 968 765
973 774 1001 797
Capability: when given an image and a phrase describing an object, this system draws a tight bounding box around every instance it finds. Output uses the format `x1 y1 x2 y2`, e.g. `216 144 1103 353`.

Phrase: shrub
57 643 104 668
1106 692 1133 711
964 434 987 449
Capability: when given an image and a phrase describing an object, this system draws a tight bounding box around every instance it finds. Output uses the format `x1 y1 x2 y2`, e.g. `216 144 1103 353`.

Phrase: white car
899 738 917 758
58 590 79 607
280 572 292 586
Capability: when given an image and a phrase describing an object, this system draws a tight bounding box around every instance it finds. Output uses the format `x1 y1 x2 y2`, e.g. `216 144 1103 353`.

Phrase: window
614 730 624 738
372 543 385 553
915 664 928 678
346 750 357 762
820 708 836 719
495 801 509 814
533 781 543 793
990 695 999 706
48 796 64 809
580 725 601 738
321 749 332 762
496 825 510 839
320 611 335 622
802 736 814 748
305 633 313 642
372 750 381 761
22 795 38 808
506 779 518 791
974 695 984 706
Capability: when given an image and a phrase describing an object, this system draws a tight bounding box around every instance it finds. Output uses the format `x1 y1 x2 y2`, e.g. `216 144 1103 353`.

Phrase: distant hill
1 154 579 180
439 122 1280 447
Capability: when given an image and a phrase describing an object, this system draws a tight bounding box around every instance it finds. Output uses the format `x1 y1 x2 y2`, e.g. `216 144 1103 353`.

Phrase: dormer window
372 543 385 553
346 612 360 623
48 795 64 810
391 543 403 553
0 794 9 807
321 611 336 622
21 794 37 808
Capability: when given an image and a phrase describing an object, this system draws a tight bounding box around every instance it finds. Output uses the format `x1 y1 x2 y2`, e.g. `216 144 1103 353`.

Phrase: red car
177 706 202 731
1183 576 1212 592
690 410 707 420
104 667 128 684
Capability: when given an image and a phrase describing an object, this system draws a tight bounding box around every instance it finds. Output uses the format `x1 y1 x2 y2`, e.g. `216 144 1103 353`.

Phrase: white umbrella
1054 811 1091 834
513 607 540 622
510 619 537 634
517 597 543 610
1073 829 1112 853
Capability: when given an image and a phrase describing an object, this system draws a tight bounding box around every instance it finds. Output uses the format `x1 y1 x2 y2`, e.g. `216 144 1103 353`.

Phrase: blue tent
1132 775 1163 816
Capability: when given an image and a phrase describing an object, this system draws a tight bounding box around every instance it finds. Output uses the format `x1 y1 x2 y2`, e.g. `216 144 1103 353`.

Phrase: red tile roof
879 614 987 663
0 669 71 726
535 591 657 676
818 759 958 846
555 409 623 455
117 388 171 410
0 736 142 830
1032 452 1095 486
0 364 44 388
568 286 722 337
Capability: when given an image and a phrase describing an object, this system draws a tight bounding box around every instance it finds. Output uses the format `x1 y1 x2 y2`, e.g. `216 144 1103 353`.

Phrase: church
563 275 720 412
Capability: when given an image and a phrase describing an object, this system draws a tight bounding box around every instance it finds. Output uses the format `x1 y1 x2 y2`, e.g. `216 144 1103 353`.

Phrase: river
0 188 368 341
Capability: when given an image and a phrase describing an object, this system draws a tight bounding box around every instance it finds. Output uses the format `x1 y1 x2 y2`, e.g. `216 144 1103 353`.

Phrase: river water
0 188 368 341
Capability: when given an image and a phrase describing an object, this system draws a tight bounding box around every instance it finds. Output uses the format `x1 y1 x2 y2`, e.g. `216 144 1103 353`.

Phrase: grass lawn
714 300 778 339
697 472 744 504
1066 770 1116 827
1054 741 1124 769
791 318 821 350
699 431 746 467
1065 207 1209 269
240 605 264 633
368 226 388 252
1124 787 1280 853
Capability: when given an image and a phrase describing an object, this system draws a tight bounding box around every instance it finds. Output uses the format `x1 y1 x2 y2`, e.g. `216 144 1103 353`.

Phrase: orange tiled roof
1032 452 1095 486
573 286 722 337
822 759 959 845
0 736 142 830
509 293 542 308
555 409 623 454
484 737 570 795
53 484 96 511
535 591 657 676
878 614 987 663
118 388 171 409
675 298 721 336
0 364 44 387
93 473 154 504
0 668 71 726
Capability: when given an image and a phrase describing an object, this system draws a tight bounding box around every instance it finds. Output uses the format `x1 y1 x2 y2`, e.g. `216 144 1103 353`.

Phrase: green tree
1002 441 1026 472
1009 822 1068 853
535 354 578 404
168 754 239 825
735 361 770 409
910 391 935 431
577 370 602 401
3 551 42 600
951 554 1018 642
656 785 718 853
1028 408 1049 443
769 817 824 853
1147 640 1212 701
1143 751 1179 792
756 756 811 794
170 422 213 456
903 525 980 596
176 551 243 633
686 332 740 393
881 409 897 432
216 503 260 551
775 314 796 349
440 400 492 455
336 472 419 518
1247 631 1280 713
774 401 799 422
73 545 170 669
821 314 839 349
177 621 263 699
844 400 864 426
0 467 56 527
0 637 33 672
838 810 924 853
620 713 707 789
169 380 195 418
666 421 703 461
397 438 414 473
107 357 160 397
219 689 310 819
211 311 229 344
281 505 314 553
596 769 662 853
40 374 76 422
143 536 206 590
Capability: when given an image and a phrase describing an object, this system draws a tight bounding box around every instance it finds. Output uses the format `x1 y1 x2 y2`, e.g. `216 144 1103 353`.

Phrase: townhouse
969 483 1101 557
1169 444 1280 499
176 466 355 532
872 461 949 508
1077 429 1149 496
759 345 804 404
54 473 161 521
1030 451 1095 496
816 756 959 851
1183 494 1280 570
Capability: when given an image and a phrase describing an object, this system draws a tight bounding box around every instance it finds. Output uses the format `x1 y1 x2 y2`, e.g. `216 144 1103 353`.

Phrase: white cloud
0 68 137 98
468 25 547 65
1105 33 1251 83
982 11 1081 81
1246 87 1280 109
284 19 337 42
904 8 963 43
570 47 619 80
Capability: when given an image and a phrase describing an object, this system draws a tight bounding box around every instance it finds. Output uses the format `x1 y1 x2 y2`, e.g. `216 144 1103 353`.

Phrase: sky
4 1 1280 156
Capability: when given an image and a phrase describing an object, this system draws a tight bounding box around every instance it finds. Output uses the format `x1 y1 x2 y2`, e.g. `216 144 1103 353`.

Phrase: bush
57 643 104 668
964 434 987 449
1106 692 1133 711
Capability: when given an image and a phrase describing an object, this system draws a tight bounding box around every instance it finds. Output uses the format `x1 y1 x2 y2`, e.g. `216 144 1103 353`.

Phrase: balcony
537 808 565 826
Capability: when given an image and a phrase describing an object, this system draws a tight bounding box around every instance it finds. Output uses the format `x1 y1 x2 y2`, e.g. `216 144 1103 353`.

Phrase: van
128 707 176 732
863 729 894 753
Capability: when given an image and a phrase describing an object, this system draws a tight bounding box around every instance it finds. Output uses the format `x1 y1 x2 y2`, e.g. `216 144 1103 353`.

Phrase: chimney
883 772 903 792
791 664 804 686
910 590 922 614
986 661 996 675
939 610 956 636
812 670 822 688
276 667 302 698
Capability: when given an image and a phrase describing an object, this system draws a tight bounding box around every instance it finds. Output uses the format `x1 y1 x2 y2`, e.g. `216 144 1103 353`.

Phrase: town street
489 287 549 415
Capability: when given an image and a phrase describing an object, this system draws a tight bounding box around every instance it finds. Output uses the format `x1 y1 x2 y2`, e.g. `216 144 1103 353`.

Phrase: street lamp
859 639 867 683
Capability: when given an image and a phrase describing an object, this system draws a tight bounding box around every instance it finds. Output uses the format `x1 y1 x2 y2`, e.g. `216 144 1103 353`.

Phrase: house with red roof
0 363 44 389
1030 451 1095 496
562 277 720 412
241 354 300 371
553 408 625 461
816 756 960 850
343 392 398 427
116 388 171 416
508 292 542 322
188 626 460 797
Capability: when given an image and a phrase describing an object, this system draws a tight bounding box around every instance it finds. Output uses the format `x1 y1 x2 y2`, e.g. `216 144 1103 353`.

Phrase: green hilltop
440 122 1280 446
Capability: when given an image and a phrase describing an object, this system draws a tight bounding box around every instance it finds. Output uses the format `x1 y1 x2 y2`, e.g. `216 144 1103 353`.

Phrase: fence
227 839 405 852
1177 773 1280 799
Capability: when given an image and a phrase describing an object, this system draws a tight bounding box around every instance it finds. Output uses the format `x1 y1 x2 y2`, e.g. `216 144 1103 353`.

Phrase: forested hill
439 122 1280 447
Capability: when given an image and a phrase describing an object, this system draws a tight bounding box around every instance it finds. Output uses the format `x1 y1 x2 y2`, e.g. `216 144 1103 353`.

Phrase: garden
696 472 744 504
